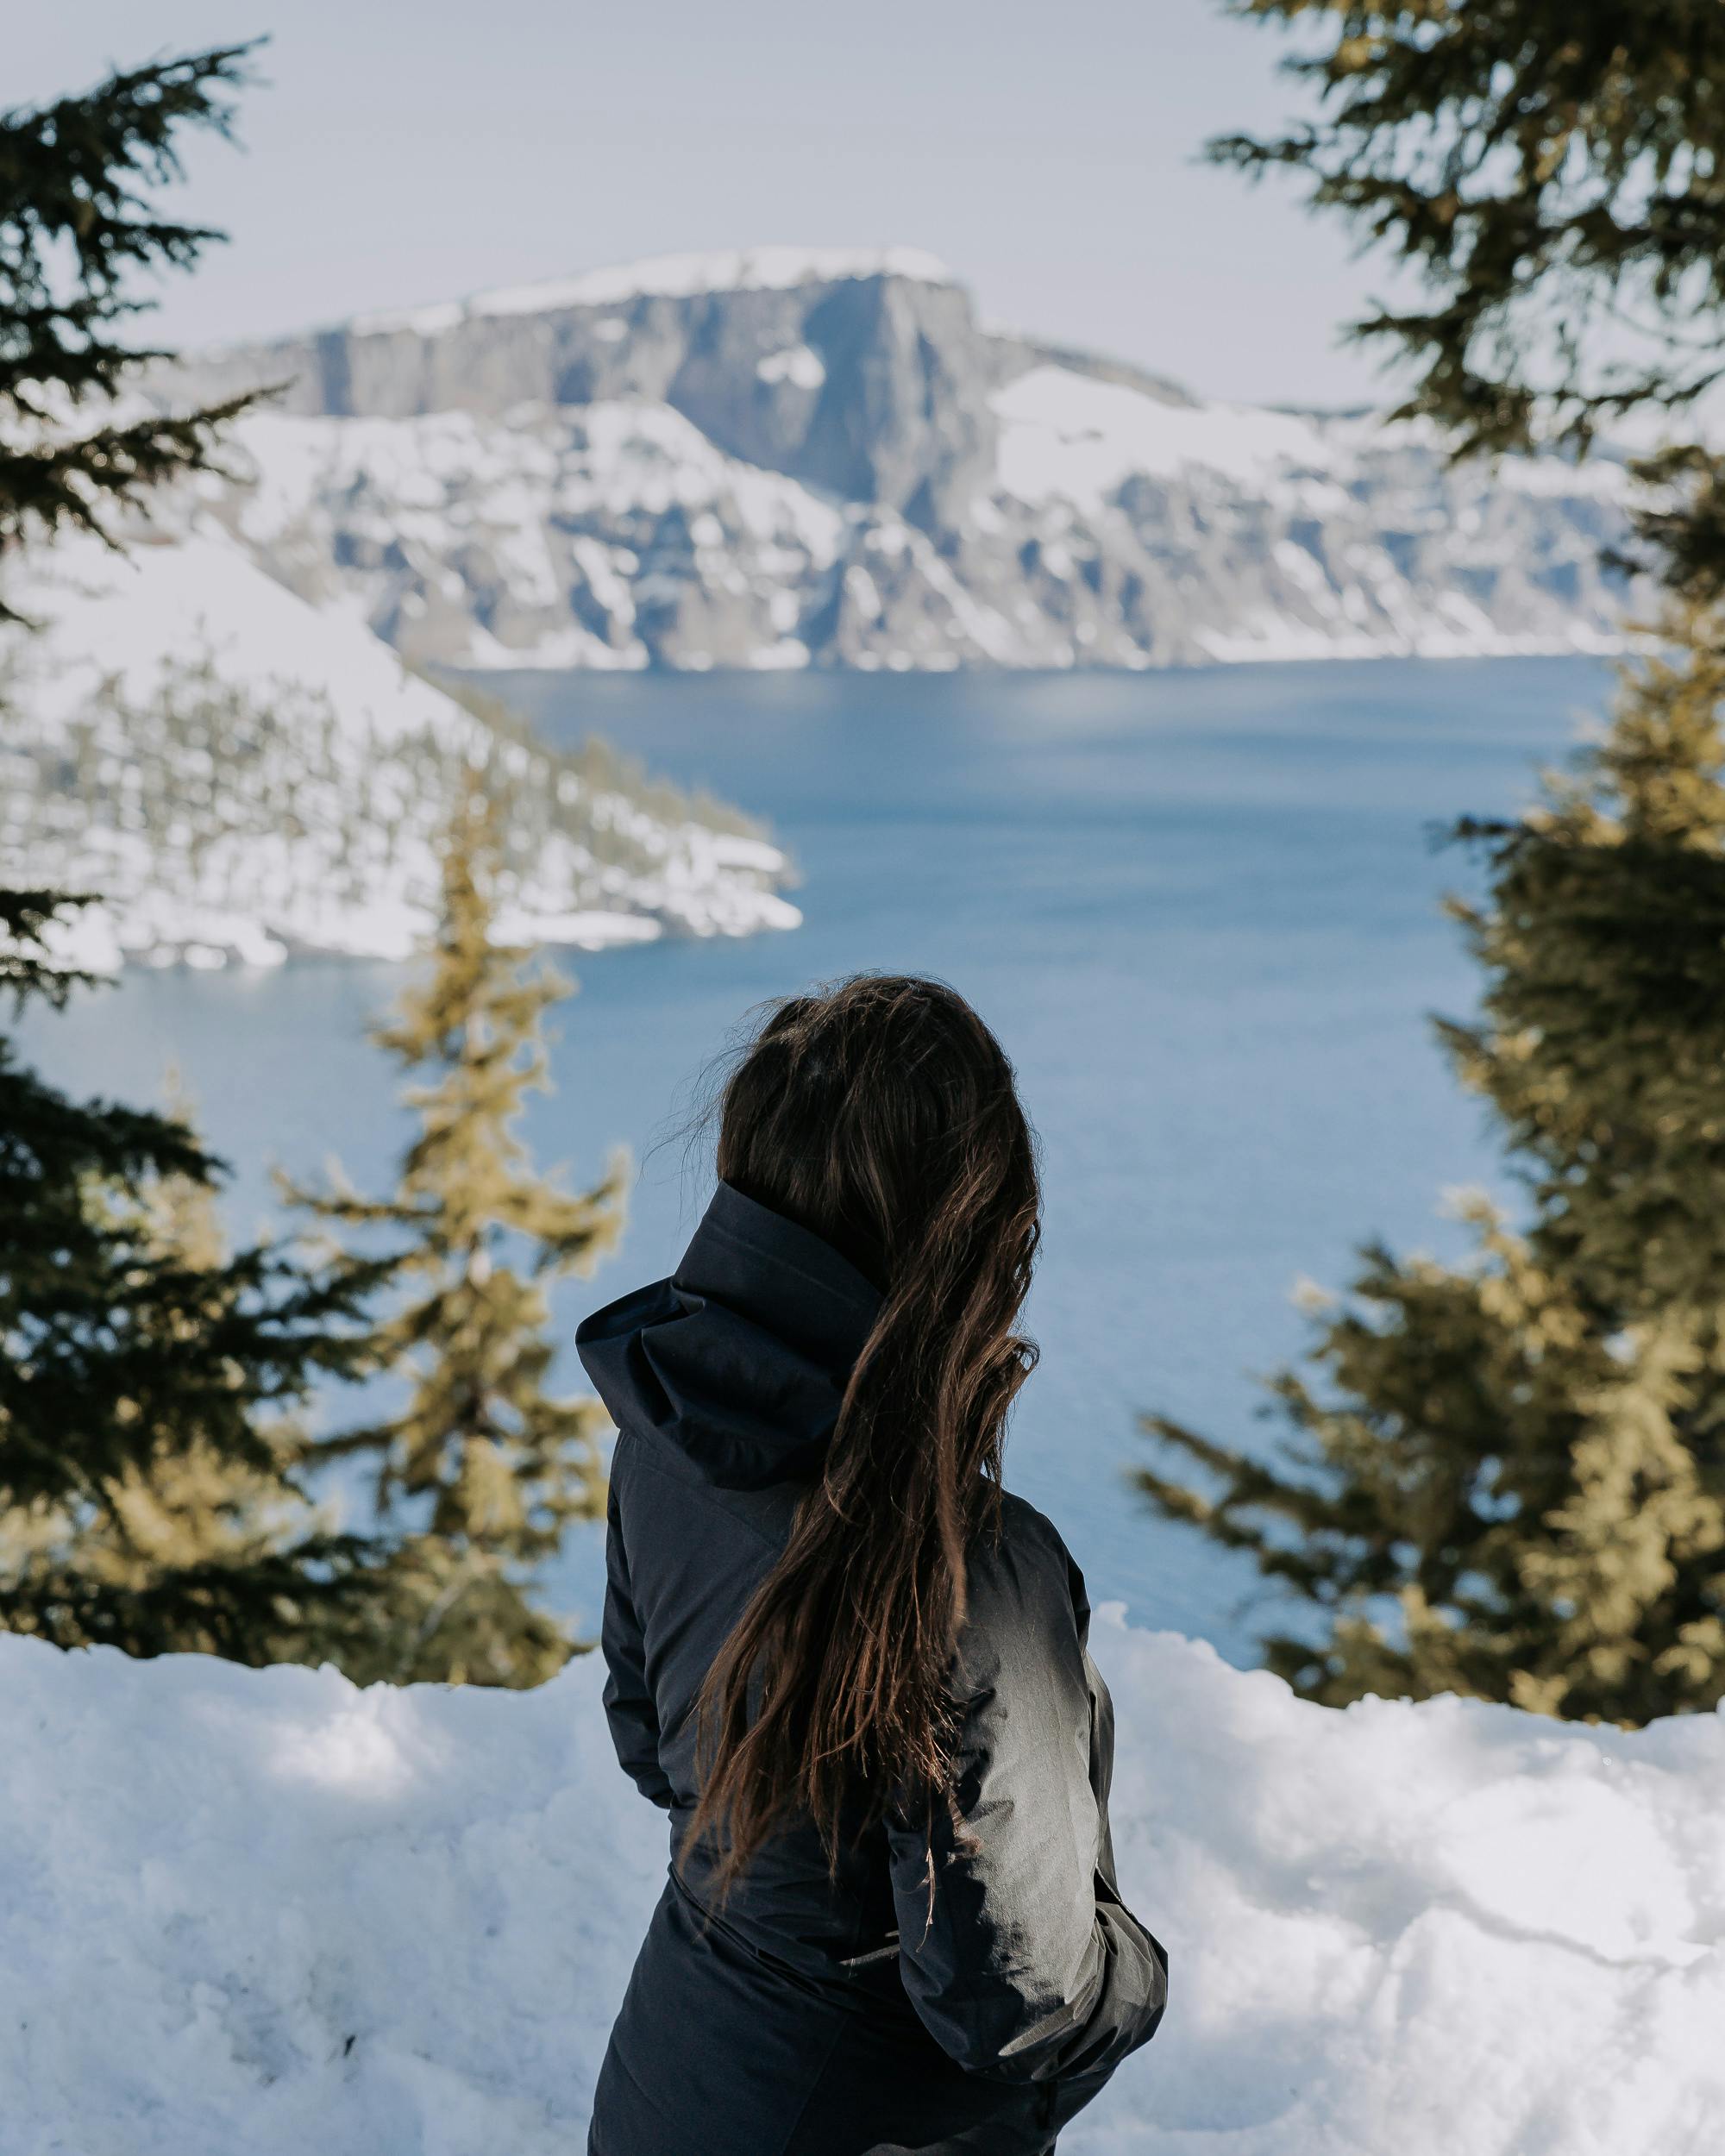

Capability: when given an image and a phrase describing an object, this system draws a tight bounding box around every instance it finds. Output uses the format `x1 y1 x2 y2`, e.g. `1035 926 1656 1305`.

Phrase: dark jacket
575 1180 1168 2155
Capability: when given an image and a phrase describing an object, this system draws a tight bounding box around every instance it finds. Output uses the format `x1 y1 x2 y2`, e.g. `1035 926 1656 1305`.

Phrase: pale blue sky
13 2 1406 407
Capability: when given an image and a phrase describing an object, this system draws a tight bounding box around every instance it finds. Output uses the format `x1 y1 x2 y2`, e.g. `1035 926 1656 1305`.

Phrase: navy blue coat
576 1181 1167 2154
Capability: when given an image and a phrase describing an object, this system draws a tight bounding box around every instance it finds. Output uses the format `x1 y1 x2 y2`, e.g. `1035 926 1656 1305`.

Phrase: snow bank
2 1616 1718 2155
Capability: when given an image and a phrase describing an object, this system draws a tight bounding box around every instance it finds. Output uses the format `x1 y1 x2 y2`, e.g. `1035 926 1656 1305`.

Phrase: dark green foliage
1439 642 1725 1315
0 888 97 1005
1610 444 1725 609
0 42 267 609
290 787 628 1688
1214 3 1725 492
0 45 405 1670
0 906 398 1661
1 896 205 1229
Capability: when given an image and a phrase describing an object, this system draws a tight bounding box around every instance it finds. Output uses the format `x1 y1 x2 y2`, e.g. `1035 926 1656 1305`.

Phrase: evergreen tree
0 899 394 1662
289 787 628 1689
51 1078 399 1669
0 41 263 606
1140 623 1725 1720
1211 7 1725 472
1 43 263 935
1138 3 1725 1724
0 49 404 1671
1211 2 1725 609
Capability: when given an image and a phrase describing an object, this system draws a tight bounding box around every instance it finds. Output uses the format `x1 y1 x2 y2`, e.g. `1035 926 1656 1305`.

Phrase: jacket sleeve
599 1476 674 1810
884 1525 1168 2084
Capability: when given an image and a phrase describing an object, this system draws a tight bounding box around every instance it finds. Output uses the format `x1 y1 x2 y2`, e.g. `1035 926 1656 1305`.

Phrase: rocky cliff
168 246 1634 673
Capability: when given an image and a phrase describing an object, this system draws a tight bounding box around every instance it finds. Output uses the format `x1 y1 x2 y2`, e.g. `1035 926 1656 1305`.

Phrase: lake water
24 655 1614 1662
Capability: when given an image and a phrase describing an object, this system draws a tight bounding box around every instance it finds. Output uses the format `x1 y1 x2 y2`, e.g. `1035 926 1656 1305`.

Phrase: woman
576 975 1168 2154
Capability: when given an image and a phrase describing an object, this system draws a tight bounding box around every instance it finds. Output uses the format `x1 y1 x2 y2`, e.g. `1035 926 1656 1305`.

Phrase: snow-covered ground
0 522 799 970
3 1616 1717 2155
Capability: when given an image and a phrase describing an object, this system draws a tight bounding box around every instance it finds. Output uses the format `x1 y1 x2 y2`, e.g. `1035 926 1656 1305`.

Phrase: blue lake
25 655 1614 1660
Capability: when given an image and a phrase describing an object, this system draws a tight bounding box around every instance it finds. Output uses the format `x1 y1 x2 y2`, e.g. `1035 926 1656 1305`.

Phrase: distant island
0 245 1640 972
166 245 1634 674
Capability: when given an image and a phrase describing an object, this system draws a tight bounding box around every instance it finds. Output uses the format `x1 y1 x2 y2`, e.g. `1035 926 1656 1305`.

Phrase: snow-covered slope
0 523 798 969
3 1617 1717 2155
168 246 1637 673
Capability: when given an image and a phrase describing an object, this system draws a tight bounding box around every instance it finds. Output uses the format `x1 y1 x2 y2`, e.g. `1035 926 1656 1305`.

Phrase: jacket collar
575 1181 884 1490
675 1179 884 1371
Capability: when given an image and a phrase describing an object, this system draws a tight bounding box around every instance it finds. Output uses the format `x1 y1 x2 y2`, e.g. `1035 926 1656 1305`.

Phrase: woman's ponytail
679 975 1040 1900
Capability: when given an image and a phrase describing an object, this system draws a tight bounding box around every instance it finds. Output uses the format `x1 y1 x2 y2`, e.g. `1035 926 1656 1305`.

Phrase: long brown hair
681 973 1041 1901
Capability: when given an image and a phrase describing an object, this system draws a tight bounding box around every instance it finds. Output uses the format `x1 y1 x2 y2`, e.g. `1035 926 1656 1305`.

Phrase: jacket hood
575 1180 884 1491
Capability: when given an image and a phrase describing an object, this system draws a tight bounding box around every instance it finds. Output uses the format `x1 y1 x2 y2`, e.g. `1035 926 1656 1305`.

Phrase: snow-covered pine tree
290 785 628 1688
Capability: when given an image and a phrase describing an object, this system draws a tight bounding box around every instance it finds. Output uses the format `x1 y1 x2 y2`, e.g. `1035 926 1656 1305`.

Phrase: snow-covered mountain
0 524 798 970
167 245 1635 673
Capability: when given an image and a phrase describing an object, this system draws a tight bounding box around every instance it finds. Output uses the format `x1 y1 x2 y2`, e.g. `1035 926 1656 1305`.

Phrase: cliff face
172 246 1634 673
185 247 999 519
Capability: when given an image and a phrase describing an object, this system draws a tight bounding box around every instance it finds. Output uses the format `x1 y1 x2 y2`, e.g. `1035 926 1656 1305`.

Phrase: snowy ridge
205 375 1633 674
3 1616 1718 2153
172 252 1640 672
0 523 799 970
347 245 955 338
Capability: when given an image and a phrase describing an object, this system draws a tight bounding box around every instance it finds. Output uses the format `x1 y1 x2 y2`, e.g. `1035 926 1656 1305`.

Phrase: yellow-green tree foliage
1143 624 1725 1720
291 788 628 1688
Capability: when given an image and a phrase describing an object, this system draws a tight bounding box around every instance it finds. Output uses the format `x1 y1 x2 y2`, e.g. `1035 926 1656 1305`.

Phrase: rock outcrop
164 246 1635 673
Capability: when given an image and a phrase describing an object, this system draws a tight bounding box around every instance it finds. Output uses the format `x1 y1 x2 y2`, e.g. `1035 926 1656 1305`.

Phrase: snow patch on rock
756 343 827 391
994 365 1337 498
